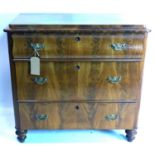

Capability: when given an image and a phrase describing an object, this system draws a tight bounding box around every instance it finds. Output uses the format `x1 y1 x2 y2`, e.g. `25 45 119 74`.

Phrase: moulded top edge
4 25 149 33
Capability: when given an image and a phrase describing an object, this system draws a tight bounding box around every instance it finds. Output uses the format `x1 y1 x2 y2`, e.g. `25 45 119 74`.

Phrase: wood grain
4 21 148 141
12 33 145 58
19 102 138 130
15 61 143 102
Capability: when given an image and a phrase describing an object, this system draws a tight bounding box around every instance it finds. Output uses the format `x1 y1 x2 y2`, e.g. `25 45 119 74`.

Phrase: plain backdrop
0 1 155 155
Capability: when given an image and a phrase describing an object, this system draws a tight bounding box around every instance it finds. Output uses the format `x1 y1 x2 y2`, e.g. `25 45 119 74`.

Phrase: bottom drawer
19 102 139 130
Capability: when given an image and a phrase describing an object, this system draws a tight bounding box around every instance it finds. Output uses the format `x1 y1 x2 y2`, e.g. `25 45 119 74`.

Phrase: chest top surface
4 13 148 32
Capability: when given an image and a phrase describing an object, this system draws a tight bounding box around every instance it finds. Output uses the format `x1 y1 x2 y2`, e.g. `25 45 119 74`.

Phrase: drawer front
15 61 143 102
19 102 138 130
12 34 145 58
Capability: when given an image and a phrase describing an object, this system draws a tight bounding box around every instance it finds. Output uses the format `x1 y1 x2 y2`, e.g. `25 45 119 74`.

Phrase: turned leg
125 129 137 142
15 129 27 143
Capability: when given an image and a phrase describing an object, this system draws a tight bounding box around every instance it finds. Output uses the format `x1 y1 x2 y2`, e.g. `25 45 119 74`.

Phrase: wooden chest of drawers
4 14 149 142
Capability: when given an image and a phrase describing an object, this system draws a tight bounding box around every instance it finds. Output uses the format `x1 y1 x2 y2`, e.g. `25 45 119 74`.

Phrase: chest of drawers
4 14 149 142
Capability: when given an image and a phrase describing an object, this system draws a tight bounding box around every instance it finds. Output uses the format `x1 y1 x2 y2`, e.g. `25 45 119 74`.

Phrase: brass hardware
35 114 48 121
107 76 121 84
34 76 48 85
111 43 128 51
29 43 43 75
105 114 118 121
30 43 45 57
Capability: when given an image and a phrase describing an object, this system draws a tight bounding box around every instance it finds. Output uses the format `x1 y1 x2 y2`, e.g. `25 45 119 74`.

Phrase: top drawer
12 33 145 58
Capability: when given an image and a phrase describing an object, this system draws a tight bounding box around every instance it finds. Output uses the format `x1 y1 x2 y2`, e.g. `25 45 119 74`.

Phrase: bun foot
17 135 26 143
125 129 137 142
15 130 27 143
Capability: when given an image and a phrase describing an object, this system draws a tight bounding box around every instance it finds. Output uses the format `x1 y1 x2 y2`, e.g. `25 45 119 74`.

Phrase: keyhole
75 36 80 42
75 105 79 110
75 65 80 70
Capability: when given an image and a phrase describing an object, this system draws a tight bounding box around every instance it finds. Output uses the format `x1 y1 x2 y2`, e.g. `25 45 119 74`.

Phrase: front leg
125 129 137 142
15 129 27 143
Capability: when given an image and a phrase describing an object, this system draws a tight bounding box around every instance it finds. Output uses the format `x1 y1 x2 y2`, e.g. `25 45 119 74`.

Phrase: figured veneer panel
4 15 148 142
15 61 143 102
19 102 138 130
12 33 145 58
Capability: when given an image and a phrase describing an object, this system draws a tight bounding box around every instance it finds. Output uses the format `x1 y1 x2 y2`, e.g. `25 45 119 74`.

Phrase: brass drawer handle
35 114 48 121
30 43 45 56
34 76 48 85
107 76 121 84
111 43 128 51
105 114 118 121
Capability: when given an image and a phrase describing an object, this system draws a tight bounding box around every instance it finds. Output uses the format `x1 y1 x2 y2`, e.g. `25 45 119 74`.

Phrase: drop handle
111 43 129 51
30 43 45 56
107 76 121 84
105 114 118 121
33 76 48 85
34 114 48 121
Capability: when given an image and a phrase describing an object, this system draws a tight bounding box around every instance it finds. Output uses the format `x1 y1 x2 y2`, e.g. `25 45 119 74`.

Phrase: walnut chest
4 14 149 142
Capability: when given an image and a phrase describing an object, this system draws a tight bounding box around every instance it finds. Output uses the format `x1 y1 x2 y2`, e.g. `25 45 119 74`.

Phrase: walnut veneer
4 14 149 142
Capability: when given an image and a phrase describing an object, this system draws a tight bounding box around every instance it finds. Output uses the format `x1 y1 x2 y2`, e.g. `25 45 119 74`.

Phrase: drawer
15 61 143 102
19 102 138 130
12 33 145 58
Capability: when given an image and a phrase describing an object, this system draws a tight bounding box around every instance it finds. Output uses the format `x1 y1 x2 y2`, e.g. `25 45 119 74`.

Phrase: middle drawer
15 61 142 102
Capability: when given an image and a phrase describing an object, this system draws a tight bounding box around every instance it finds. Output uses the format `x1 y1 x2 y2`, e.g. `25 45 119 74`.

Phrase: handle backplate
30 43 45 56
34 76 48 85
34 114 48 121
107 76 121 84
111 43 128 51
105 114 118 121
